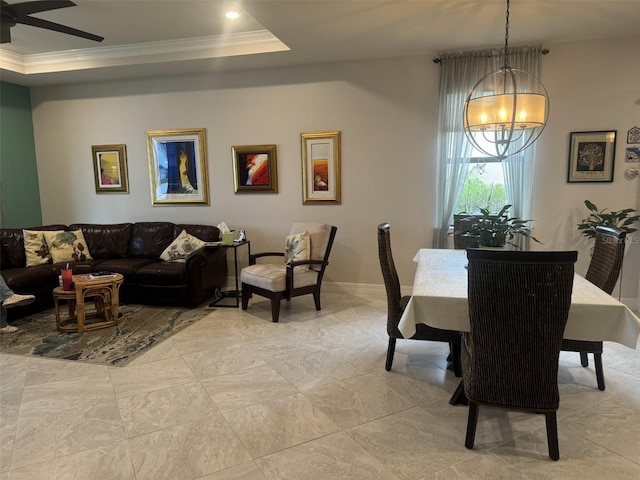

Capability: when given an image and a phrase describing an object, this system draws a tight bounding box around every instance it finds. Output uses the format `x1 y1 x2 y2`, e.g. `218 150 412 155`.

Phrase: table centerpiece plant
466 204 541 249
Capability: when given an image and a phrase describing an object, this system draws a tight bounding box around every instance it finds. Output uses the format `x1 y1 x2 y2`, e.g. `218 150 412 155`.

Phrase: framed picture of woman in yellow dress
146 128 209 205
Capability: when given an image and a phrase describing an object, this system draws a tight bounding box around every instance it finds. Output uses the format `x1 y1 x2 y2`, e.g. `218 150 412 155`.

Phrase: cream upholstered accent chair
240 222 337 322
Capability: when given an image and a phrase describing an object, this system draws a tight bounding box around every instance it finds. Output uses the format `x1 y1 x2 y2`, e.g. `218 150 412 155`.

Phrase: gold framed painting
92 144 129 193
301 131 341 204
232 144 278 193
147 128 209 205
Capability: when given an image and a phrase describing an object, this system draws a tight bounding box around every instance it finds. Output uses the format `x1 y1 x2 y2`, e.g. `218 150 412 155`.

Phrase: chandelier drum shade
463 0 549 160
463 66 549 159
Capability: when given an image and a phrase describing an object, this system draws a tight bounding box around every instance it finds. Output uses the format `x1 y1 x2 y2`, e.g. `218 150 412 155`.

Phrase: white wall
532 36 640 304
29 35 640 302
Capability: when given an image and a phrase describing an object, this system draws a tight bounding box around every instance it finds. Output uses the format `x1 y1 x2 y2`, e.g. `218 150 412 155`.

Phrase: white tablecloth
398 249 640 349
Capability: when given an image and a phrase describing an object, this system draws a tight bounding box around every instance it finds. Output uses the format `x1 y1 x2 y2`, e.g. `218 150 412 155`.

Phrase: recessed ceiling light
225 11 240 19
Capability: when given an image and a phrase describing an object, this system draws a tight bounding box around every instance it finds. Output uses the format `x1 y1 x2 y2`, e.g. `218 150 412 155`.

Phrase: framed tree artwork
567 130 616 183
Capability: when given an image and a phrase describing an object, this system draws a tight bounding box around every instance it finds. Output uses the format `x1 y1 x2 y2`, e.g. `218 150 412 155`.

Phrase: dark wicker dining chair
463 249 577 461
561 225 627 391
377 223 461 376
453 214 479 250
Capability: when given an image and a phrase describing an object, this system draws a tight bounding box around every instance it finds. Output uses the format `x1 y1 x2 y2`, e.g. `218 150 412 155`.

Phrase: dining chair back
377 223 461 375
453 214 479 249
561 225 627 390
463 248 577 461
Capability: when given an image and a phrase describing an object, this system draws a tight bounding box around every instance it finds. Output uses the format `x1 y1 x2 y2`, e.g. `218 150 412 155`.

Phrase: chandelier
463 0 549 160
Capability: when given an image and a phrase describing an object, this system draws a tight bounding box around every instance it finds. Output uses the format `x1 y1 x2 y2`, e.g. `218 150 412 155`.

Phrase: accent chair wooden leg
241 284 250 310
594 353 605 391
465 401 479 449
545 412 560 461
270 297 281 323
385 337 396 371
580 351 589 367
313 290 321 310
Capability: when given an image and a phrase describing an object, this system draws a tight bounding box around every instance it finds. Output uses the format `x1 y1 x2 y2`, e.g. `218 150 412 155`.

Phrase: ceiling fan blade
18 14 103 42
11 1 76 17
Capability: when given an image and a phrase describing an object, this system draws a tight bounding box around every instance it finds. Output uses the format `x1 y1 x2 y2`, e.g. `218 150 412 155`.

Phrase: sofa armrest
183 246 227 306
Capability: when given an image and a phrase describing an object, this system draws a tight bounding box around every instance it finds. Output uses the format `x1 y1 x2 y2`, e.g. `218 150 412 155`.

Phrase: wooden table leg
75 288 86 333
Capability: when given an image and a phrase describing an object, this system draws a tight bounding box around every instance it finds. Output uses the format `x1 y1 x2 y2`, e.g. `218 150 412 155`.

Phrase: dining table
398 248 640 405
399 248 640 349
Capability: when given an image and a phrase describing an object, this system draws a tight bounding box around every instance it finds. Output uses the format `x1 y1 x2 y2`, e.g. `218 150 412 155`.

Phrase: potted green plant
577 200 640 239
466 204 541 248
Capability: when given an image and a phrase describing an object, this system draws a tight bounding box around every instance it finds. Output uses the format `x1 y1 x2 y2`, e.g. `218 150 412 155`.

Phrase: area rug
0 304 210 367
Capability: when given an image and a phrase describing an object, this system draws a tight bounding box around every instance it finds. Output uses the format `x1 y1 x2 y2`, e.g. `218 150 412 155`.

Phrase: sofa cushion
134 261 188 286
1 266 56 292
69 223 132 258
43 230 93 263
130 222 175 258
91 258 158 277
23 230 52 266
160 229 205 262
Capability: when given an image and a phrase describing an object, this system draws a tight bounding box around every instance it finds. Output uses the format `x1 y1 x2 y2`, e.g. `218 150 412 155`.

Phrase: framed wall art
232 144 278 193
567 130 616 183
626 147 640 162
147 128 209 205
92 144 129 193
301 131 341 204
627 126 640 144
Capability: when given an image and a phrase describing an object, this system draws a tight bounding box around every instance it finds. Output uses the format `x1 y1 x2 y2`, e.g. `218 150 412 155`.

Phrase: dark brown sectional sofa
1 222 227 320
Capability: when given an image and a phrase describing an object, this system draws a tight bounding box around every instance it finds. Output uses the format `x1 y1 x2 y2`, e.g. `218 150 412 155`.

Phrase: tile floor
1 292 639 479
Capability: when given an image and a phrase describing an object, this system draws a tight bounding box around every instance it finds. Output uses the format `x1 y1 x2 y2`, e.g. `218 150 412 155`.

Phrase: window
455 131 507 214
456 159 507 214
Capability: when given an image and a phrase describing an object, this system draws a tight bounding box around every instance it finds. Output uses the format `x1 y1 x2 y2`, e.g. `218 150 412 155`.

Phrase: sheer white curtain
432 46 545 249
502 48 544 250
433 50 495 248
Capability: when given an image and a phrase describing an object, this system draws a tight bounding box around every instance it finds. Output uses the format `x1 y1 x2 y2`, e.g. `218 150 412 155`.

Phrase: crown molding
0 30 289 75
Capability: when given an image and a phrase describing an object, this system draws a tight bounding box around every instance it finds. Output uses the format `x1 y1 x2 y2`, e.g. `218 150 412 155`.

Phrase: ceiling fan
0 0 103 44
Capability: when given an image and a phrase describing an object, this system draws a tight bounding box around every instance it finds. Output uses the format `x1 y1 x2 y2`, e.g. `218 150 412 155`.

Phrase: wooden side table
53 273 124 333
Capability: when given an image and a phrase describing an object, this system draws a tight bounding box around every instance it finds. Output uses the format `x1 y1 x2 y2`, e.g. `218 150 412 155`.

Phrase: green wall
0 81 42 227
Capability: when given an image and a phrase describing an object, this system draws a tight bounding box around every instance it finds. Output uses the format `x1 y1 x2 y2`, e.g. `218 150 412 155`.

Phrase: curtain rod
433 48 549 64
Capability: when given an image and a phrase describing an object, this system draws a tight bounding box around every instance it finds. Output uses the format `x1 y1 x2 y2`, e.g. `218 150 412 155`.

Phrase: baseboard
227 276 640 313
322 281 385 296
321 281 416 298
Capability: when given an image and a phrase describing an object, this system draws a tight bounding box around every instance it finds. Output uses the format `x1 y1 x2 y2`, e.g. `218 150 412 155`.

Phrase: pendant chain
503 0 510 69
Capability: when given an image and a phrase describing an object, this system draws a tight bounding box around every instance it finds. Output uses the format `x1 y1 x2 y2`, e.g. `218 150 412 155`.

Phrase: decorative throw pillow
285 231 310 272
160 229 205 262
23 230 52 267
43 230 93 264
